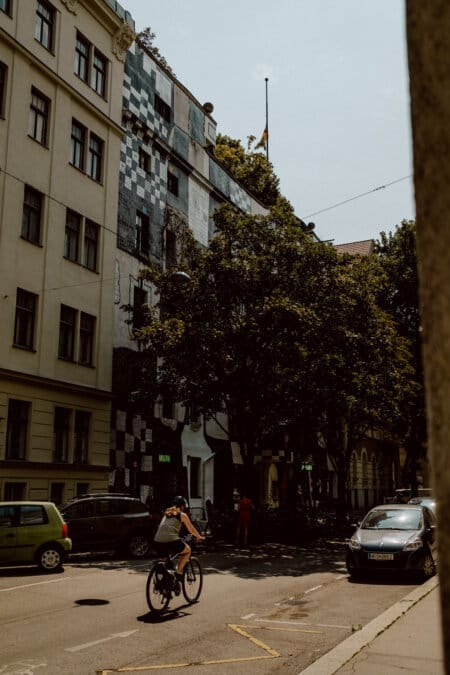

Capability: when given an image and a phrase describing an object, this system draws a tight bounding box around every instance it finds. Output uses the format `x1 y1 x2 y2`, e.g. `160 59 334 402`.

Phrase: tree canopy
214 134 281 208
136 206 415 504
374 220 426 494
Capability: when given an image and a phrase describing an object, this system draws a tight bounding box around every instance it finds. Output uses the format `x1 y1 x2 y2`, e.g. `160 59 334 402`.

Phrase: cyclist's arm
180 512 205 541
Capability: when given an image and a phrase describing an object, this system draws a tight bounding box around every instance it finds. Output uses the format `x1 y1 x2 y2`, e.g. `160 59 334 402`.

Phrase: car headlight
403 538 423 551
349 537 361 550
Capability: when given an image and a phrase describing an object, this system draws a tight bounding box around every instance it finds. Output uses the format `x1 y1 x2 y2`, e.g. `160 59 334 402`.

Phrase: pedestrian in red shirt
235 493 255 546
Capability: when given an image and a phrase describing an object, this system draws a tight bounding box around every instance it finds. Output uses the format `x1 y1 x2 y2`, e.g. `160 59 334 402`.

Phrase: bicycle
146 536 203 614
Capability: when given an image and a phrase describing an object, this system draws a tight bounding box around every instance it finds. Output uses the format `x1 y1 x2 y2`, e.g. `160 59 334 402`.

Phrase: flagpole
265 77 269 161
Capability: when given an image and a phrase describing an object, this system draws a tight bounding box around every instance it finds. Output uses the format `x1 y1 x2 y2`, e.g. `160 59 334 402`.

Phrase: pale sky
123 0 414 245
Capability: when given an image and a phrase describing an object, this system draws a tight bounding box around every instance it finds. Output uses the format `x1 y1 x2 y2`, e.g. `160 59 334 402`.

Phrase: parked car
59 493 157 559
0 501 72 572
408 497 436 515
346 503 437 580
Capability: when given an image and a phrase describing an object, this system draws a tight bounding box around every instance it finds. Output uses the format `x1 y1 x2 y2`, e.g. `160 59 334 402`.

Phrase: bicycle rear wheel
146 563 170 614
182 557 203 604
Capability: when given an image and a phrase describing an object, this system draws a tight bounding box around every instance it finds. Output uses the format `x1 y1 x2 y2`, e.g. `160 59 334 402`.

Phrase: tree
136 27 176 77
214 134 281 207
135 206 413 510
316 252 416 510
374 220 426 496
137 203 335 492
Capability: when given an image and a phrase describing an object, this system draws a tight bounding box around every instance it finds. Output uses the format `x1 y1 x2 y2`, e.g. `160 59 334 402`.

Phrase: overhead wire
302 175 413 219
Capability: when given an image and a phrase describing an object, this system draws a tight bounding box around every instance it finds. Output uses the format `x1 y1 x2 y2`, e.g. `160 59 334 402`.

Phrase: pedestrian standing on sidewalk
235 493 255 546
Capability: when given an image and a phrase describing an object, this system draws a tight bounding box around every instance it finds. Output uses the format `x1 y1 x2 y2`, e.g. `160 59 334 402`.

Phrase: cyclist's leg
175 541 191 575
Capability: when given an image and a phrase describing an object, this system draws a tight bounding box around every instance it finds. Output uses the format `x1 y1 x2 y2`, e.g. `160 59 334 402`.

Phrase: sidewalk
299 576 443 675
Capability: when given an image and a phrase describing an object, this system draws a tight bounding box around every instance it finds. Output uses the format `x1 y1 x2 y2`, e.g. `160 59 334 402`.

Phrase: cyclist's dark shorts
154 539 186 557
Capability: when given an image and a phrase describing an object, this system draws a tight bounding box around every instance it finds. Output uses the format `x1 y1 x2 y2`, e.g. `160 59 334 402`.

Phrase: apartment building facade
111 37 268 515
0 0 134 503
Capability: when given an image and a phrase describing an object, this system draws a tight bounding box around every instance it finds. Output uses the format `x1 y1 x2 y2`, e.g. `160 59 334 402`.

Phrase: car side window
95 499 113 516
0 506 16 527
19 505 47 526
425 509 436 528
65 501 94 518
129 500 147 514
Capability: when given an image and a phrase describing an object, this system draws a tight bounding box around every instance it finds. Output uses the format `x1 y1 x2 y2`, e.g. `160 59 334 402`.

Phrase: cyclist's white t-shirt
154 513 182 543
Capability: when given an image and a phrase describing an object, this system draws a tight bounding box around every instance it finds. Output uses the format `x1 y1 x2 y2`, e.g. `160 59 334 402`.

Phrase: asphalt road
0 539 420 675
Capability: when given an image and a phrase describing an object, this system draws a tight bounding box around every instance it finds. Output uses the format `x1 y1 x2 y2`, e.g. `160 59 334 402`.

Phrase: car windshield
362 509 422 531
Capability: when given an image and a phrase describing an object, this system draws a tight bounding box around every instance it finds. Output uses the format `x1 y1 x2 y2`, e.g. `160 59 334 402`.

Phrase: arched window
362 451 368 488
352 453 358 486
372 455 377 487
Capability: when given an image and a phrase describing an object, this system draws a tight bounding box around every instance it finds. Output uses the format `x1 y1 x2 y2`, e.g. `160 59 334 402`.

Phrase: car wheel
346 552 361 580
422 551 436 579
36 544 64 572
127 533 150 559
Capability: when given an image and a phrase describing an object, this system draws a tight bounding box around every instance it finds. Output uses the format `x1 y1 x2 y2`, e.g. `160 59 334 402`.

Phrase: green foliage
137 206 414 489
214 134 281 207
374 220 426 493
136 27 176 77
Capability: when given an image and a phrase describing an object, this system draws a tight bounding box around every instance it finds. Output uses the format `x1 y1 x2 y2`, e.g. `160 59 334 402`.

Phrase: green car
0 501 72 572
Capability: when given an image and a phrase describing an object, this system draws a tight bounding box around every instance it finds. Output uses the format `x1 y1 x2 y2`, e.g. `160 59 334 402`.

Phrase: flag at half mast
255 125 268 149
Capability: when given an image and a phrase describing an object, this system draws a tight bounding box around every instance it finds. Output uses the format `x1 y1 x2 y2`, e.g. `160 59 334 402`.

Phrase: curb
297 575 439 675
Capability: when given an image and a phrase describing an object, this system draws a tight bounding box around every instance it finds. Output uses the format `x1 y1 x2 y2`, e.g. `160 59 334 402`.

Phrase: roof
334 239 375 255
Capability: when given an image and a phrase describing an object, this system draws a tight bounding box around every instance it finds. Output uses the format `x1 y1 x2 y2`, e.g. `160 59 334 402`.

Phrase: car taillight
62 522 68 538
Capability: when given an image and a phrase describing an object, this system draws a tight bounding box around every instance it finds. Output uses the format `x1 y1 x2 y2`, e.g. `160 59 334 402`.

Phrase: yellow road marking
97 621 323 672
228 624 280 657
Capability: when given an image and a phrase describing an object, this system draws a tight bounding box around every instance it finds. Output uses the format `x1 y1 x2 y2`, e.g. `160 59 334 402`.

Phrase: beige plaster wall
406 1 450 669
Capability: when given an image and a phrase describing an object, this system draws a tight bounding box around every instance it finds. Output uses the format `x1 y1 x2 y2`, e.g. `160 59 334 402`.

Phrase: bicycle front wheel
182 557 203 604
146 563 170 614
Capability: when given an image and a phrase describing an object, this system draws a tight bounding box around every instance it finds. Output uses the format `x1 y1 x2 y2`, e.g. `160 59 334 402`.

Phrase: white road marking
255 618 351 629
0 578 68 592
65 630 138 653
304 585 323 594
241 613 255 619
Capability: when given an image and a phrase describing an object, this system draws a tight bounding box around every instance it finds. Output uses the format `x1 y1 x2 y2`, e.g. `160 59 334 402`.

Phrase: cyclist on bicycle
154 496 204 594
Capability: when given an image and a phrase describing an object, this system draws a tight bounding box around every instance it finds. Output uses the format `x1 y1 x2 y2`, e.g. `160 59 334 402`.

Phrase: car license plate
368 553 394 560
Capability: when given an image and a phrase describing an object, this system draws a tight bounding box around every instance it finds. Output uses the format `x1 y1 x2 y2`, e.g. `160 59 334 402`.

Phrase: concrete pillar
406 2 450 669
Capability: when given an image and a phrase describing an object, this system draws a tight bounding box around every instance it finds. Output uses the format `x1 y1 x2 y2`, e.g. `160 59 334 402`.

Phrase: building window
84 220 98 271
4 483 27 501
76 482 89 496
6 399 30 460
35 0 54 52
155 94 171 123
70 120 85 170
74 33 89 82
87 133 103 182
167 171 179 196
59 304 76 360
189 457 201 499
53 407 70 463
74 34 108 99
14 288 37 349
64 209 80 262
79 312 95 366
138 148 151 173
22 185 42 245
162 397 174 420
74 411 90 464
28 88 49 145
91 50 107 97
0 62 7 117
0 0 12 16
136 211 150 256
50 482 64 506
165 229 177 269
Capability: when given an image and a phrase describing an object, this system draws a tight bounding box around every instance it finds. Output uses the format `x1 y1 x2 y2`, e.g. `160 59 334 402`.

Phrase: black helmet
172 495 188 507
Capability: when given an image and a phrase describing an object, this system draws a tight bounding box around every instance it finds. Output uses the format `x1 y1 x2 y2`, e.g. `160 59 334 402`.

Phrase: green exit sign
301 463 313 471
159 454 171 463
